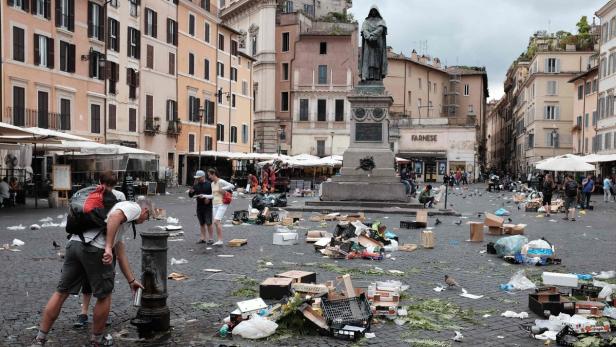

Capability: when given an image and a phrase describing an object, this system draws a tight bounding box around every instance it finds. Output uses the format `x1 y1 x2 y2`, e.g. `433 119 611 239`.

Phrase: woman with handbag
207 168 235 246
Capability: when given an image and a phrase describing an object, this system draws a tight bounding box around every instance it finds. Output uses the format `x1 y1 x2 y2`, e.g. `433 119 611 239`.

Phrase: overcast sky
350 0 604 100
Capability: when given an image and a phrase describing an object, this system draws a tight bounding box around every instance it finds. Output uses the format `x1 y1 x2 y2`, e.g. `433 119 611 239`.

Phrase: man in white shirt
32 197 151 347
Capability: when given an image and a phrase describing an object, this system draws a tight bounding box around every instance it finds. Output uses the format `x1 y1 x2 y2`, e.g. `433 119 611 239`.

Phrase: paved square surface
1 184 615 346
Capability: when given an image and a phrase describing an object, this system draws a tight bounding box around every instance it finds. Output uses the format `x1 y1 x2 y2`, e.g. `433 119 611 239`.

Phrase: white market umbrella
536 154 595 172
581 153 616 163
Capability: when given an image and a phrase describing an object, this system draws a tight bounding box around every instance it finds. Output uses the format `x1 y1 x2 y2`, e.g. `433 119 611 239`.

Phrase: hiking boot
73 314 88 328
30 338 46 346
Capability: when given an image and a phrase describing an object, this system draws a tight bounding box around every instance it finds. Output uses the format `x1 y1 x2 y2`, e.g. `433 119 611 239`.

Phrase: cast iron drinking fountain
131 228 170 338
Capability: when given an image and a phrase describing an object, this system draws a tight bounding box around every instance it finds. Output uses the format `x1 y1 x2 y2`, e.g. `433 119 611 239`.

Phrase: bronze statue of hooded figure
360 5 388 81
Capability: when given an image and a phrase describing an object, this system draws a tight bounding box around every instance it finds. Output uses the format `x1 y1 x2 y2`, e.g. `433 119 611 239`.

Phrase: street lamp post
330 131 335 157
197 107 205 170
216 88 231 151
551 128 558 157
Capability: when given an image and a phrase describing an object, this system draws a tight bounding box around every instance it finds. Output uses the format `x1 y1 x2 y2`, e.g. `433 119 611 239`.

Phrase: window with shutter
206 101 215 124
335 99 344 121
217 123 224 142
317 99 326 121
318 65 327 84
167 19 177 45
169 52 175 75
189 14 195 36
204 22 210 43
146 95 153 122
218 33 225 51
204 59 210 80
281 92 289 111
129 108 137 132
108 18 119 52
12 26 25 62
282 32 289 52
37 91 49 129
299 99 308 121
12 86 25 126
108 104 116 130
90 104 101 133
231 126 237 143
242 124 248 144
146 45 153 69
231 40 238 56
188 134 195 152
60 98 70 130
188 53 194 75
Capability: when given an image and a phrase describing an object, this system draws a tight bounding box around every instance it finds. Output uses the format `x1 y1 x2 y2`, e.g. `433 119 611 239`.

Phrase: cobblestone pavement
1 184 615 347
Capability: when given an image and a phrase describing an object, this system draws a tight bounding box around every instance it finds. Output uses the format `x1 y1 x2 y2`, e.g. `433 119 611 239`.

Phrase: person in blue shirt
581 174 595 209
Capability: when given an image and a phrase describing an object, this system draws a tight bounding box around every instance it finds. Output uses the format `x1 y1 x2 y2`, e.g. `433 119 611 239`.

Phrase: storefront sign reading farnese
411 135 437 142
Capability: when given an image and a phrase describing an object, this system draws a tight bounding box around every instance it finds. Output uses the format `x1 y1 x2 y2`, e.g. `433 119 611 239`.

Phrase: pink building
569 65 598 154
2 0 105 139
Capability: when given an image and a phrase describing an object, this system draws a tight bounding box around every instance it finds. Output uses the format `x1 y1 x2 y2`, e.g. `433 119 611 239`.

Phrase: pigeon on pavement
445 275 460 287
53 241 60 249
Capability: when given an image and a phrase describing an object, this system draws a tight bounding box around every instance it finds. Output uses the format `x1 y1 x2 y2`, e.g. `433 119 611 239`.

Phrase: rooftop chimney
411 49 418 61
434 57 441 68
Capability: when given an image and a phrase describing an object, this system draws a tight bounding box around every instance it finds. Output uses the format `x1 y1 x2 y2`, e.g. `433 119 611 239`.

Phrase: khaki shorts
56 241 116 299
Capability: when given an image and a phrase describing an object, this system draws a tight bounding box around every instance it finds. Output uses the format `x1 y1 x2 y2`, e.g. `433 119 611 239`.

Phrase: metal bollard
131 228 170 338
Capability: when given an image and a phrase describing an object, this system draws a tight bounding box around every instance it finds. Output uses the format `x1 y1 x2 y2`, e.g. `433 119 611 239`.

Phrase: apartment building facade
216 24 254 154
176 0 219 184
2 0 105 139
569 65 598 155
385 51 489 182
596 1 616 155
516 51 593 171
276 12 357 156
138 0 179 175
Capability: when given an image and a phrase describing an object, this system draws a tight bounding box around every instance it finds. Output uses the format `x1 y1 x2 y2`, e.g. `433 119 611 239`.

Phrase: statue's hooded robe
360 5 388 81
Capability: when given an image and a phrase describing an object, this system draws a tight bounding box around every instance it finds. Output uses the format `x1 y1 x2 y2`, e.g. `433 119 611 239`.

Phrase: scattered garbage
166 216 179 224
39 217 54 222
41 222 60 228
494 208 510 216
11 239 25 247
170 258 188 265
168 272 189 281
6 225 26 231
501 270 537 291
594 270 616 280
452 330 464 342
494 235 528 257
501 310 528 318
542 272 579 287
459 288 483 299
165 225 182 231
29 224 41 230
232 315 278 339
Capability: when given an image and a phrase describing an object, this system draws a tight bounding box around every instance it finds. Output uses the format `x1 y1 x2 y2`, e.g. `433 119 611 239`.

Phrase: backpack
66 186 135 243
565 181 578 197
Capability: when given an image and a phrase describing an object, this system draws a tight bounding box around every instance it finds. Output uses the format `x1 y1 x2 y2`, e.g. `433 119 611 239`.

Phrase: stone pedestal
321 82 407 202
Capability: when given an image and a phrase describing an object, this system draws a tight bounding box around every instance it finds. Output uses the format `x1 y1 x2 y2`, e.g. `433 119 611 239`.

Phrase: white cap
194 170 206 178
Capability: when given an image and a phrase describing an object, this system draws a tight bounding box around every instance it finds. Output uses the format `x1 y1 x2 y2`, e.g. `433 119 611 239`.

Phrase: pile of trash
218 272 408 341
233 207 301 226
313 221 399 260
487 235 561 266
251 193 287 210
519 270 616 345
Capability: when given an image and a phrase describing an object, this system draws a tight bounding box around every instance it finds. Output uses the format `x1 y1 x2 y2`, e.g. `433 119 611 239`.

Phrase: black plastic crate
321 293 372 330
400 221 426 229
571 284 602 299
233 210 249 222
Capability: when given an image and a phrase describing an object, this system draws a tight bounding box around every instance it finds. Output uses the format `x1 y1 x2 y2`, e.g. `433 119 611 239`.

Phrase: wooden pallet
227 239 248 247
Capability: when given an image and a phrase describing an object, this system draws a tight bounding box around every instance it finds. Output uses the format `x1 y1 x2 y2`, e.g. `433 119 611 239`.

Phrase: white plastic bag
232 315 278 339
507 270 537 291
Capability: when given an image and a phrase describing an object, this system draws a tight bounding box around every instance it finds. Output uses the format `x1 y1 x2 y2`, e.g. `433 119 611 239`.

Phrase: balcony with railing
4 107 68 130
167 119 181 136
144 117 161 135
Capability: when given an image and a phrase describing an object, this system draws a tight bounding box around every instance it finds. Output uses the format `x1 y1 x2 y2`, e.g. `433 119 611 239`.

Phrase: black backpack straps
132 221 137 239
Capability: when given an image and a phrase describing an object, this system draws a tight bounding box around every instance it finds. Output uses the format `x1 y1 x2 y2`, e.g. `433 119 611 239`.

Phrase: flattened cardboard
300 304 329 330
488 226 504 235
276 270 317 284
273 232 299 245
469 222 484 242
416 210 428 224
227 239 248 247
292 283 329 295
357 235 384 248
484 213 504 228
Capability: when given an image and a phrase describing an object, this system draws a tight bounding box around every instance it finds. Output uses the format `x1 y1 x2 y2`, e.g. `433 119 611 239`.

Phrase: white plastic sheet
232 315 278 339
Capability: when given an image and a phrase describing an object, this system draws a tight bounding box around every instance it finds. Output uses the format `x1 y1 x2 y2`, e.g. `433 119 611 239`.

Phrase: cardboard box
259 277 293 300
273 232 299 245
300 304 329 330
276 270 317 284
370 300 399 316
306 230 332 243
488 226 504 235
416 209 428 224
469 222 484 242
511 224 526 235
236 298 268 319
357 235 384 249
292 283 329 295
484 213 504 228
281 217 294 226
227 239 247 247
345 213 365 223
421 230 434 248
